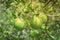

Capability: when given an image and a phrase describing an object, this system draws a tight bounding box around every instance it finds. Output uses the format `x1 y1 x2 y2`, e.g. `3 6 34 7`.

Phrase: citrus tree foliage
0 0 60 40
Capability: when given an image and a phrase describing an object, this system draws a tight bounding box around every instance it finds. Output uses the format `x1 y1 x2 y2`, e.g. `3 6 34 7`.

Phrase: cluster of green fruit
13 12 47 30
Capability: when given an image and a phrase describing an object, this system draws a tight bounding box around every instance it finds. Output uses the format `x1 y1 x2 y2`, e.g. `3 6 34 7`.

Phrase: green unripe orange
39 12 47 22
31 15 43 28
14 18 26 30
24 7 30 13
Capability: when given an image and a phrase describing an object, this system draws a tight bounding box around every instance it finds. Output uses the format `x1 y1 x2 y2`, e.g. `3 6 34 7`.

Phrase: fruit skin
39 12 47 23
14 18 26 30
23 7 30 13
31 15 43 29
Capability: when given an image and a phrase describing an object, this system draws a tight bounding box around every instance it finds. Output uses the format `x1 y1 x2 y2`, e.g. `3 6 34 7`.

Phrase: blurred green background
0 0 60 40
